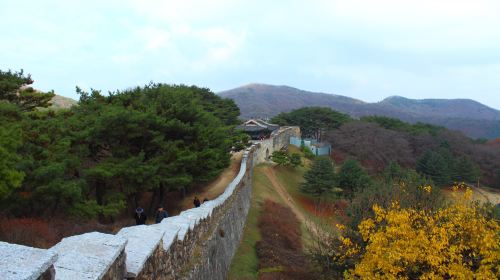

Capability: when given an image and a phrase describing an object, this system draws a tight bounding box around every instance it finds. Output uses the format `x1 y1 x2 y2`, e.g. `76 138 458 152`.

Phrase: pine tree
337 159 372 197
417 151 451 186
271 107 351 140
454 155 481 183
0 70 55 111
271 151 290 166
290 153 302 167
0 102 25 200
383 161 404 183
1 82 238 219
301 157 335 198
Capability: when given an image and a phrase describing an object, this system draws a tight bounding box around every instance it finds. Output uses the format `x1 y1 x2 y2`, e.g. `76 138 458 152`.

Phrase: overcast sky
1 0 500 109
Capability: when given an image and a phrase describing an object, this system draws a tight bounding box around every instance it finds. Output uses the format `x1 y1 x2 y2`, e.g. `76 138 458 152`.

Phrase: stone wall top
0 241 57 280
117 225 164 278
49 232 127 280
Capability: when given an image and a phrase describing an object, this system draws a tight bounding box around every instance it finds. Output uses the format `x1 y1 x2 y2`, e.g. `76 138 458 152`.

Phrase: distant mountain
378 96 500 120
50 95 77 109
219 83 366 118
219 83 500 139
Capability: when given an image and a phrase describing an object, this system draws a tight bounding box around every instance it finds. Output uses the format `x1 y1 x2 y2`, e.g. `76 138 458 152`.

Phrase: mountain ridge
219 84 500 139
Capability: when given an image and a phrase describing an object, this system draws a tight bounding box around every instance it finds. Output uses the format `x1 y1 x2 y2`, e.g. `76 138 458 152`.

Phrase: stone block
49 232 127 280
117 225 164 278
0 241 57 280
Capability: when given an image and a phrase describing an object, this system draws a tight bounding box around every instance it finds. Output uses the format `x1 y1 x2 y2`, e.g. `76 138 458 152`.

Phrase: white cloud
2 0 500 108
194 28 247 68
125 0 239 26
139 27 172 51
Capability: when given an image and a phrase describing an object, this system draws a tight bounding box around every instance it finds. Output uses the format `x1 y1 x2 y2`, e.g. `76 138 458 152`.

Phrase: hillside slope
219 84 500 139
50 94 77 109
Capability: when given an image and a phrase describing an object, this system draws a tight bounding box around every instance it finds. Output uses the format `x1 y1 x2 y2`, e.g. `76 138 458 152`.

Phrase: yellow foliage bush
343 187 500 279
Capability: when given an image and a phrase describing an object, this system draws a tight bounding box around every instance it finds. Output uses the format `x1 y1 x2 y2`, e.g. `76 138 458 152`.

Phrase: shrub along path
256 200 314 280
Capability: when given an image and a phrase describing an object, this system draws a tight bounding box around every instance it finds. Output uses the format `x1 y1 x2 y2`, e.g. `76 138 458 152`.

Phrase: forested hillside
0 69 243 222
49 94 77 109
272 108 500 189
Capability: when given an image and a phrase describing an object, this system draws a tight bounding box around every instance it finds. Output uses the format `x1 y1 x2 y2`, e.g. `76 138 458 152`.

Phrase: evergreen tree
416 151 450 186
455 155 481 183
271 151 289 166
436 143 458 181
301 157 335 198
415 142 482 186
0 70 55 111
1 82 238 219
383 161 405 183
271 107 350 141
0 102 25 200
361 115 445 135
337 159 372 197
290 153 302 167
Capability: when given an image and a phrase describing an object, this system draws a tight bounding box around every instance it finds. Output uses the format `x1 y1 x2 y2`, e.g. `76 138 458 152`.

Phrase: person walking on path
155 206 168 223
134 207 147 225
193 196 201 208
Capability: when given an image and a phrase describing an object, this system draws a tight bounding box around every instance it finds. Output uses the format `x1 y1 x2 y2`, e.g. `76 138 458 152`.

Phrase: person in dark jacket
155 206 168 224
193 196 201 208
134 207 147 225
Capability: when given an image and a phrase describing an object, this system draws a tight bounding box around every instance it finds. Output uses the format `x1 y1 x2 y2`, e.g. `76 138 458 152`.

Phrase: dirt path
262 166 327 239
178 151 243 211
470 185 500 205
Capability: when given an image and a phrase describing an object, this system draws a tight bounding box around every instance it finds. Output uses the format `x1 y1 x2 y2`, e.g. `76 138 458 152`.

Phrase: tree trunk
158 184 165 207
95 182 106 223
95 183 104 206
148 188 158 216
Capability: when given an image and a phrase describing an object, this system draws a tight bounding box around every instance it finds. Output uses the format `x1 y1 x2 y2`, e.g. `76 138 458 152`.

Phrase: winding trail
262 166 328 239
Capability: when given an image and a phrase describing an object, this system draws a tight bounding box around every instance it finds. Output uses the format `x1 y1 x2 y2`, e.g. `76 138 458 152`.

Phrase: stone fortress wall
253 126 301 164
0 127 300 280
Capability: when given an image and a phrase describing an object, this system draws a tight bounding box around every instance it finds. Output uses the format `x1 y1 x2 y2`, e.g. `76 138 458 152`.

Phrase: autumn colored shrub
0 218 58 248
256 200 315 279
340 186 500 279
297 196 337 218
0 216 131 249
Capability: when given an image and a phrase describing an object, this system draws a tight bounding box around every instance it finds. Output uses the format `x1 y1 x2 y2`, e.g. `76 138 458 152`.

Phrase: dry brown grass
0 218 58 248
0 217 135 248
